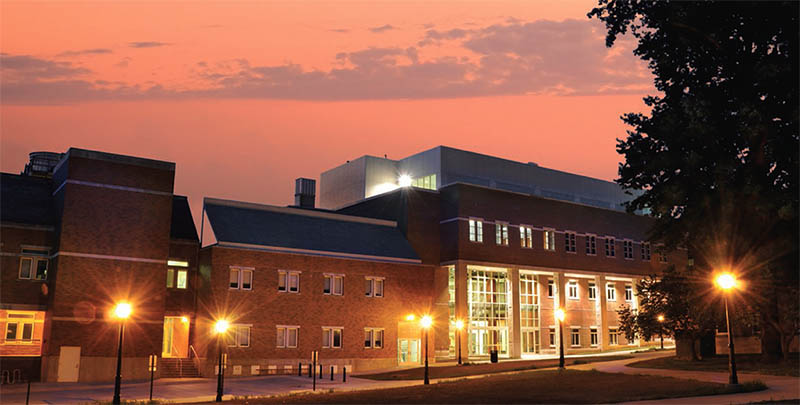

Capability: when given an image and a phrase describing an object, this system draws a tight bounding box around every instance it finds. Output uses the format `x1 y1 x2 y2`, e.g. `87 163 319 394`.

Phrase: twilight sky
1 0 654 224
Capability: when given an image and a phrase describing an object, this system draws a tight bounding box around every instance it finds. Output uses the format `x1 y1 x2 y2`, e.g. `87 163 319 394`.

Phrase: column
455 261 469 360
509 267 521 359
554 271 566 354
596 274 609 350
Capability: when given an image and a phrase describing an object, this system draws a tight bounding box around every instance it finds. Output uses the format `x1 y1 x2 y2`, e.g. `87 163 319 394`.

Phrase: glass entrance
467 266 511 357
520 273 541 354
162 316 190 358
398 339 420 365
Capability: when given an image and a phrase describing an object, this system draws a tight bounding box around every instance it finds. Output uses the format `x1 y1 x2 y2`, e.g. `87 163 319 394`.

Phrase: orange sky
1 1 654 223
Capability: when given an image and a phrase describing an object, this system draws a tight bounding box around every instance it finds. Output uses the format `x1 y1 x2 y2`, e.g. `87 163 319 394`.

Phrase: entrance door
57 346 81 382
162 317 189 358
398 339 420 365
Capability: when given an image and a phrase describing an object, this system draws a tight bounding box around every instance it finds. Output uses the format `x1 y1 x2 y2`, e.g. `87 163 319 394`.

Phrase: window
468 219 483 242
324 274 344 295
277 326 299 348
571 328 580 347
659 249 668 263
364 328 384 349
520 226 533 248
623 240 634 259
278 271 300 293
5 313 34 341
229 267 253 290
543 229 555 251
176 270 187 289
322 327 343 348
565 232 576 253
19 249 48 280
567 281 578 300
605 237 616 257
548 328 556 347
365 277 384 297
495 222 509 246
609 328 619 345
547 279 554 298
166 269 174 288
590 328 598 346
226 325 251 347
519 273 540 354
588 283 597 300
167 269 187 289
625 285 634 302
585 235 597 255
606 283 616 301
641 242 651 261
411 174 437 190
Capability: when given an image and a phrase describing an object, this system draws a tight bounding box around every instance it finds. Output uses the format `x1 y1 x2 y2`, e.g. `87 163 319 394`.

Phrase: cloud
57 48 113 57
128 41 170 48
329 28 350 33
368 24 395 33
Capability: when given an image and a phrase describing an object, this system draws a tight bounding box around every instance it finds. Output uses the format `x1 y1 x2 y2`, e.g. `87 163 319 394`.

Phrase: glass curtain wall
467 266 511 357
520 273 541 354
448 266 456 357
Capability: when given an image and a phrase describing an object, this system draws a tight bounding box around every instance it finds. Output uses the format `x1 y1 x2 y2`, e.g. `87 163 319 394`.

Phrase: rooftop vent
527 161 539 167
23 151 64 178
294 178 316 208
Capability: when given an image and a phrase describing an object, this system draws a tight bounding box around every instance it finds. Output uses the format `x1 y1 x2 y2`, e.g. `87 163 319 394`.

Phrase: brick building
2 146 681 383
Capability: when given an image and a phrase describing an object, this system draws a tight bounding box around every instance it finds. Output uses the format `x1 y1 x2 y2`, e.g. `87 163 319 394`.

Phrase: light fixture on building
398 174 412 187
405 314 416 321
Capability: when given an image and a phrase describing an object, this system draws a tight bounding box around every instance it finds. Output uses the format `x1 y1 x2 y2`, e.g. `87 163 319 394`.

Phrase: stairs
160 358 201 378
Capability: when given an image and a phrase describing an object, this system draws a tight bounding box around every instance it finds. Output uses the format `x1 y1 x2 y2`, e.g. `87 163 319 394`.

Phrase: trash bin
490 348 498 363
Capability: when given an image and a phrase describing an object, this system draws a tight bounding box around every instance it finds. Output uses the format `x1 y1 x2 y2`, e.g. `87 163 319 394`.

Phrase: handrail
189 345 201 372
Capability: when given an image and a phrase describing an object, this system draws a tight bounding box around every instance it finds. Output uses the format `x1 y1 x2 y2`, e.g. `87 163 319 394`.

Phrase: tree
589 1 799 360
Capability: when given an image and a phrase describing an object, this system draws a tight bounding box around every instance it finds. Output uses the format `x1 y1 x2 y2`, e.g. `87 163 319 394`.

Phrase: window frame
322 327 343 349
226 324 251 347
365 276 385 298
468 218 484 243
18 248 49 281
364 328 384 349
548 327 556 348
229 267 254 291
5 313 35 342
276 325 299 348
543 229 556 251
570 328 581 347
624 285 634 302
585 234 597 255
609 327 619 345
641 242 651 261
605 237 616 258
547 279 554 298
623 239 634 260
324 274 344 296
564 231 577 253
567 280 579 300
588 282 597 300
590 327 599 347
495 221 509 246
519 225 533 248
278 270 300 293
606 283 616 301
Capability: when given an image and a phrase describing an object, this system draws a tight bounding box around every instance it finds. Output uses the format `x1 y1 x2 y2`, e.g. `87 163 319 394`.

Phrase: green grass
356 354 631 380
197 369 766 404
628 353 800 377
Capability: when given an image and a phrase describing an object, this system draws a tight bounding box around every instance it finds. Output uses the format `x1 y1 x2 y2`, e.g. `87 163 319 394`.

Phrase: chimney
294 178 316 208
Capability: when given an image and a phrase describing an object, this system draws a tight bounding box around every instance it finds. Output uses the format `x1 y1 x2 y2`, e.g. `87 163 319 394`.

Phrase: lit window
641 242 651 261
571 328 580 347
625 285 633 301
227 325 251 347
495 222 509 246
364 328 384 349
365 277 384 297
588 283 597 300
605 237 616 257
322 327 343 348
606 283 616 301
324 274 344 295
590 328 598 346
229 267 253 290
547 279 554 298
585 235 597 255
4 313 34 341
520 226 533 248
623 240 634 259
278 271 300 293
548 328 556 347
469 219 483 243
176 270 187 289
567 281 579 299
565 232 576 253
411 174 437 190
19 249 48 280
609 328 619 345
166 269 174 288
543 230 555 251
277 326 299 348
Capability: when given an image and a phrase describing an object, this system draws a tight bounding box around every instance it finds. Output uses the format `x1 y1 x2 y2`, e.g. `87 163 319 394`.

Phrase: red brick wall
0 226 54 307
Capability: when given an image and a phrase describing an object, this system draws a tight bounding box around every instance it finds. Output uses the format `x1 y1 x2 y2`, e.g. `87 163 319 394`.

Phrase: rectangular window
549 328 556 347
278 271 287 292
623 240 634 259
520 226 533 248
495 222 509 245
547 279 554 298
641 242 651 261
365 277 385 297
659 249 668 263
571 328 580 347
585 235 597 255
230 268 253 290
609 328 619 345
588 283 597 300
229 268 240 289
166 268 175 288
364 329 372 348
567 281 578 299
625 285 633 302
227 325 251 347
469 219 483 242
324 274 344 295
277 326 299 348
19 249 48 280
606 284 616 301
605 237 616 257
411 174 437 190
590 328 598 346
364 328 384 349
176 270 187 289
323 327 343 348
543 229 555 251
278 271 300 293
565 232 576 253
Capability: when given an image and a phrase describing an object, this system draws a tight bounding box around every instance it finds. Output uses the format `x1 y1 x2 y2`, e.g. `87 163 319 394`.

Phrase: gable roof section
171 195 198 242
0 173 55 226
204 198 420 263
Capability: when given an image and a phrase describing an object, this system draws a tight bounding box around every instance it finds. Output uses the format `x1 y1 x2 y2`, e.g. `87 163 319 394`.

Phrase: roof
204 198 421 263
171 196 198 241
0 173 55 226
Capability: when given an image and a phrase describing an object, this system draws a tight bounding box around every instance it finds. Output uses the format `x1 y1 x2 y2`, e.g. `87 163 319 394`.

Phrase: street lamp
455 320 464 365
715 273 739 385
657 315 665 349
420 315 432 385
214 319 230 402
555 308 565 370
112 302 132 405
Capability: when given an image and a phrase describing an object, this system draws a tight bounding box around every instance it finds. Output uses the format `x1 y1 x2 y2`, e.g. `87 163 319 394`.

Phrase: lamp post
657 315 665 349
112 302 132 405
455 320 464 365
555 308 565 370
214 319 230 402
420 315 432 385
715 273 739 385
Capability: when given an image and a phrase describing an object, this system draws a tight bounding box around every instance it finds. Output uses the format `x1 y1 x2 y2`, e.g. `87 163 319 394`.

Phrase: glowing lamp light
420 315 433 329
455 319 464 330
657 314 665 322
555 308 565 322
405 314 416 321
214 319 230 334
398 174 413 187
113 302 132 319
715 273 737 291
181 316 189 324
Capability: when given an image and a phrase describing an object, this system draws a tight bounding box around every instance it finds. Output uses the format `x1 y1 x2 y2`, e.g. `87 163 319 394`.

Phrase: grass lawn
628 353 800 377
207 369 766 404
356 354 631 380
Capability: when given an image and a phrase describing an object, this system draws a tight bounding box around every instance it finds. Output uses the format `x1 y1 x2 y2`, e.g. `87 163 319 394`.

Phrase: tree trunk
780 334 796 362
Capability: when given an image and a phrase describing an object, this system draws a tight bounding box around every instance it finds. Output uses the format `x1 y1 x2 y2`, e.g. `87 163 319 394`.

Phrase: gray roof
1 173 55 226
204 198 420 263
